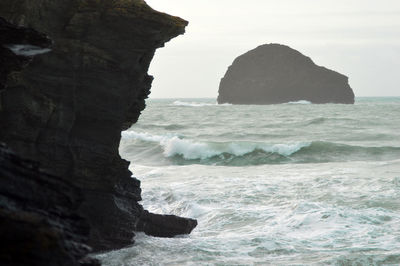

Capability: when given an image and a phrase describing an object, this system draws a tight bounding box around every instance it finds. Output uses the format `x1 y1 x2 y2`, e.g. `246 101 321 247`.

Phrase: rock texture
0 0 196 254
0 17 52 90
0 144 100 266
218 43 355 104
137 210 198 238
0 18 100 266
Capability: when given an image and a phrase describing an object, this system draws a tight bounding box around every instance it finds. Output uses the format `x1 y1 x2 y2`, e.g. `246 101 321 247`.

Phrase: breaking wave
121 131 400 166
286 100 312 104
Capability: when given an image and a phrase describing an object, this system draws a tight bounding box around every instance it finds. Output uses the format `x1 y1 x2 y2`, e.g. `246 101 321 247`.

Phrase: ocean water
98 97 400 265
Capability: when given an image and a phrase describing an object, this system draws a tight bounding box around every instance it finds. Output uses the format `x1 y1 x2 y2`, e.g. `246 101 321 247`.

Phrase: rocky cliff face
0 0 196 253
0 17 100 266
218 43 355 104
0 144 100 266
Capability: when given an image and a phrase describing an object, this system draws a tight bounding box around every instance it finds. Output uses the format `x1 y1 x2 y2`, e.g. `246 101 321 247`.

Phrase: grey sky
146 0 400 98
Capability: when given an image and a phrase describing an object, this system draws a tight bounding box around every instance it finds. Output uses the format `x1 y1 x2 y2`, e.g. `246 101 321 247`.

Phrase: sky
145 0 400 98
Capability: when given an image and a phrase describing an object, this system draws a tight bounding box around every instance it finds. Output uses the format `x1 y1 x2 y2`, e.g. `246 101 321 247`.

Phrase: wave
171 101 231 107
136 123 186 131
286 100 312 104
122 131 309 160
121 131 400 166
306 117 326 125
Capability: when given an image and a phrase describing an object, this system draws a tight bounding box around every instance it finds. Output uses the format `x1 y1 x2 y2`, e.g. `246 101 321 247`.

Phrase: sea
98 97 400 265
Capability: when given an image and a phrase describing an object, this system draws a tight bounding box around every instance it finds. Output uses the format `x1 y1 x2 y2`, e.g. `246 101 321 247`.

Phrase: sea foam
286 100 312 104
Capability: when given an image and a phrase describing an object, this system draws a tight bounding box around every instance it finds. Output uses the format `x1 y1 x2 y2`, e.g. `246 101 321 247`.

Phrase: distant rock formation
0 0 196 255
218 43 355 104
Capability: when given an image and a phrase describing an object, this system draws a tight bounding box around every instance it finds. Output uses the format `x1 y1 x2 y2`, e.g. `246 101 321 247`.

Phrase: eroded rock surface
0 0 196 253
0 144 100 266
0 18 101 266
218 43 355 104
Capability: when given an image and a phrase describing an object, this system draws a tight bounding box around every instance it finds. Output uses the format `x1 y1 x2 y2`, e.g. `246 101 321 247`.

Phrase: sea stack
218 43 355 104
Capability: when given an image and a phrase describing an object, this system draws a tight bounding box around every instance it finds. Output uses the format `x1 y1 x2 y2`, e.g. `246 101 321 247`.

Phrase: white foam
261 142 310 156
287 100 312 104
5 44 51 56
122 131 169 143
122 131 218 159
163 137 219 159
122 131 311 160
172 101 231 107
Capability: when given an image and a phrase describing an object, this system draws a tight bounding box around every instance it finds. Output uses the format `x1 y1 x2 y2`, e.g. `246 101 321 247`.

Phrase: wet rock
136 210 198 238
218 43 355 104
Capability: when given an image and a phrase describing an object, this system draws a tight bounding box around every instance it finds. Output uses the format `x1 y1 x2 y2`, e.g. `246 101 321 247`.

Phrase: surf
121 131 400 166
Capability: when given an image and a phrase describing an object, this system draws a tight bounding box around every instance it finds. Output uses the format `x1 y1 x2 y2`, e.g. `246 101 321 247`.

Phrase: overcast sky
145 0 400 98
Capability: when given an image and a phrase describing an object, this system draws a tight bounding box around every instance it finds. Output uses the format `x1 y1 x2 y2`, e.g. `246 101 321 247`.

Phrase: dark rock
136 210 198 238
0 20 97 266
0 0 196 253
0 17 52 47
0 17 51 90
78 257 102 266
0 144 100 266
218 43 355 104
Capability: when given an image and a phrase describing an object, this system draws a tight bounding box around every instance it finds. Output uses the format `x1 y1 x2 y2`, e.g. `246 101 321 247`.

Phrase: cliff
0 0 196 255
0 17 101 266
0 144 101 266
218 43 355 104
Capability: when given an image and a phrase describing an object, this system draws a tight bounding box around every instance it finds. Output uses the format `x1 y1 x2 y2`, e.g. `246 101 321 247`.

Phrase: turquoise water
99 97 400 265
